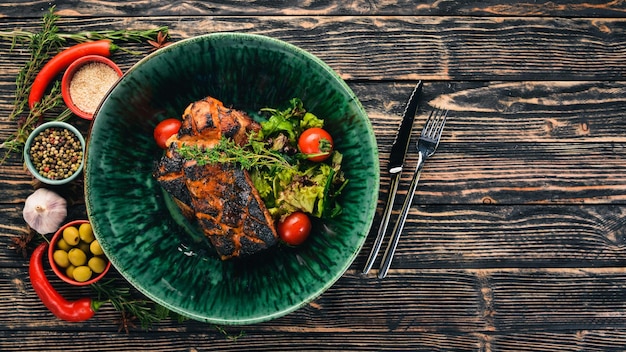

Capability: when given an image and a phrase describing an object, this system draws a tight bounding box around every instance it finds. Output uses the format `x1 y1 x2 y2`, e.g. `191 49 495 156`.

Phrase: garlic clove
23 188 67 234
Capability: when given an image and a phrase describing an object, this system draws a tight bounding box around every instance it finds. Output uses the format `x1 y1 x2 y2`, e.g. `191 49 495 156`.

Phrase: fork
377 107 448 279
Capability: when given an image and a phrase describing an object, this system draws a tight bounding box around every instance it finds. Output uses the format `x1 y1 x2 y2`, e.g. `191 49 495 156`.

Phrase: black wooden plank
1 0 626 18
1 17 625 81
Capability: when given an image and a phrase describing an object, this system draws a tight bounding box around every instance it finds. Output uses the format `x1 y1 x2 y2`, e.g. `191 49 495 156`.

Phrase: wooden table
2 1 626 351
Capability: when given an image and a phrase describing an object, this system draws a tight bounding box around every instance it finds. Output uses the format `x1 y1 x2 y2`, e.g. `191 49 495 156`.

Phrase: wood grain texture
1 0 626 18
360 204 626 269
3 330 626 352
1 16 626 81
3 268 626 350
2 2 626 351
3 203 626 268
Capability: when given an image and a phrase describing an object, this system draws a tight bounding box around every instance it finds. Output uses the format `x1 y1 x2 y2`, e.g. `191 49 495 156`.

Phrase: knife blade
362 81 423 275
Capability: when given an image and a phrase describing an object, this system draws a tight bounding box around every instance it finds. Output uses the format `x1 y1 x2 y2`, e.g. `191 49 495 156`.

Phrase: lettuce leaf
256 98 324 144
248 99 345 219
259 152 345 218
300 112 324 130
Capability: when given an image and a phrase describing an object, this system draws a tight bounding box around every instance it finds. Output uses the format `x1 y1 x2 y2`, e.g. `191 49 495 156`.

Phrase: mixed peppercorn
28 127 83 180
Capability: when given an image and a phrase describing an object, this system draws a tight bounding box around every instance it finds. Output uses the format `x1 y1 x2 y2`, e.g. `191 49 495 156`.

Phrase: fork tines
422 108 448 143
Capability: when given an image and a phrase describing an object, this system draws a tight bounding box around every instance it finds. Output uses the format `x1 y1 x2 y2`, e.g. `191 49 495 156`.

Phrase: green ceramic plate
85 33 379 325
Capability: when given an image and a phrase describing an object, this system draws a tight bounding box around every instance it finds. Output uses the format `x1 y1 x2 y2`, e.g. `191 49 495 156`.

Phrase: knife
362 80 423 275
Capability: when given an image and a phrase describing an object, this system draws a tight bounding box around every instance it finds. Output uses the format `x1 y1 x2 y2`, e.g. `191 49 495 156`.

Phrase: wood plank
494 331 626 352
403 142 626 204
359 204 626 269
1 16 625 81
1 0 625 18
3 81 626 144
0 266 484 332
8 138 626 207
2 329 626 352
3 203 626 268
0 330 481 351
3 267 626 333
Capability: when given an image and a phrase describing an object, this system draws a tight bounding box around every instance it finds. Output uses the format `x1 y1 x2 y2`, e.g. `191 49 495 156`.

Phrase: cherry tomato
298 127 334 162
154 118 182 149
278 212 312 246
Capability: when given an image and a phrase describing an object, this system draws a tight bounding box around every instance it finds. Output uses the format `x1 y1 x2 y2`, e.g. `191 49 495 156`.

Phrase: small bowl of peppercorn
23 121 85 185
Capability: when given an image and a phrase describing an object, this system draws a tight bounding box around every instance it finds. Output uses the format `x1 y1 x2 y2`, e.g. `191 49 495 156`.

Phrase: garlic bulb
23 188 67 234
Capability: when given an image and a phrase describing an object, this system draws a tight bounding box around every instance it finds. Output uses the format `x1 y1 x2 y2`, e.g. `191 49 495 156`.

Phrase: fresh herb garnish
178 137 296 171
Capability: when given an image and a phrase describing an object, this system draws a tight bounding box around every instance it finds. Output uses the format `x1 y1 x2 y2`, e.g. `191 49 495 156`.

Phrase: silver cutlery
362 81 423 275
377 107 448 279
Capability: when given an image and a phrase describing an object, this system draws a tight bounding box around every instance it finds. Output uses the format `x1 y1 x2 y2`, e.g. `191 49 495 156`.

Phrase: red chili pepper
29 242 102 322
28 39 118 110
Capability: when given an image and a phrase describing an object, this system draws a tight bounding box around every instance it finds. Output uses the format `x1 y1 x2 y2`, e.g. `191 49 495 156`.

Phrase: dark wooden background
2 0 626 351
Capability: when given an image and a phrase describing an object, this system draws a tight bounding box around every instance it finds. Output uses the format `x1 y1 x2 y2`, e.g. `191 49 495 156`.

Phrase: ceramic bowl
84 33 379 324
23 121 85 185
48 219 111 286
61 55 123 120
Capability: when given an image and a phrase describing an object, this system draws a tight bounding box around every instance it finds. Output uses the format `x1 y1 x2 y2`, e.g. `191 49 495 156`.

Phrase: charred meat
154 96 278 260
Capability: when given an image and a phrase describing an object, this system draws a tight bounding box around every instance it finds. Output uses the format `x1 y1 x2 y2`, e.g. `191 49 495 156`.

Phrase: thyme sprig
178 137 296 171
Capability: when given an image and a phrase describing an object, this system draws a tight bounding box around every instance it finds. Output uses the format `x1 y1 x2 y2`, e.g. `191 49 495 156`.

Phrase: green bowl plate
85 33 379 325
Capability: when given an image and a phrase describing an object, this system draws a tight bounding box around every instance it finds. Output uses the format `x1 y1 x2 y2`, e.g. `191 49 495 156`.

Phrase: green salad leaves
252 99 348 219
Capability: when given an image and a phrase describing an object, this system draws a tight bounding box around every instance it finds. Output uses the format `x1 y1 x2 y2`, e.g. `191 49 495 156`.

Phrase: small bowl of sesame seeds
61 55 123 120
23 121 85 185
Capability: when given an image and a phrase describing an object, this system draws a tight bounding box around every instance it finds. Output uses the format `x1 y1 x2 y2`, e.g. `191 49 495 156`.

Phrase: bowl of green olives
48 219 111 286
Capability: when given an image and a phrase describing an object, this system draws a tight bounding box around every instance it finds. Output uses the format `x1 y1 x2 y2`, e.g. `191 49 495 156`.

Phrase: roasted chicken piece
154 96 278 260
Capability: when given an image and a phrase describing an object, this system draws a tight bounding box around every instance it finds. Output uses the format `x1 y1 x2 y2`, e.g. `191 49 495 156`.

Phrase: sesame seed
69 62 119 114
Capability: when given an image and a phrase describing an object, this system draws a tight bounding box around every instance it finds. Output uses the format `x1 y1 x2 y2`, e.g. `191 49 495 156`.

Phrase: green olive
65 265 76 279
77 241 90 254
72 266 92 282
56 238 71 251
88 256 107 274
78 223 95 243
52 250 70 268
90 240 104 256
67 248 87 266
62 226 80 246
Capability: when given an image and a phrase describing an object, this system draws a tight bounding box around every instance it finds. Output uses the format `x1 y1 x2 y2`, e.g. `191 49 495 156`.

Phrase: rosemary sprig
178 138 296 171
0 27 170 49
0 6 168 45
0 7 67 162
6 7 63 127
1 82 72 158
92 278 186 330
58 27 169 44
